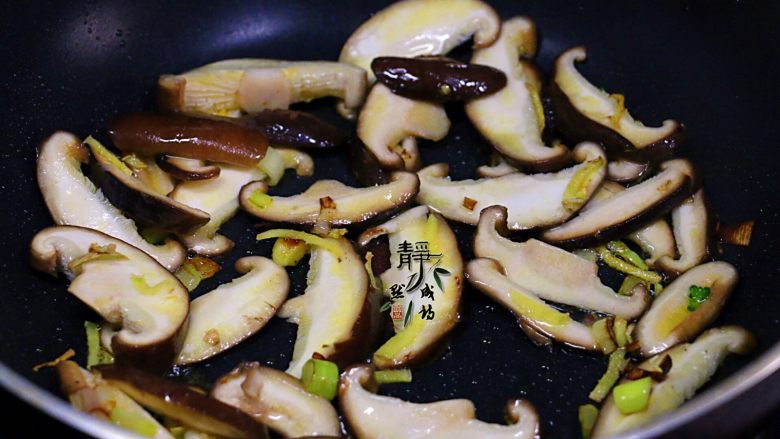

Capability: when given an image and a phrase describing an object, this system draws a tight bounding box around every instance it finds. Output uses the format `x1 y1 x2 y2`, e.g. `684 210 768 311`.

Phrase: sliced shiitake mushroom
339 0 500 82
371 56 507 102
592 326 755 437
31 226 189 372
634 261 737 357
95 364 266 438
541 159 695 249
465 17 570 171
474 206 648 319
339 365 539 439
237 109 345 150
417 142 606 230
157 155 221 181
176 257 289 364
656 189 709 277
476 154 519 178
158 59 366 117
37 132 186 271
86 138 210 233
108 113 268 167
130 155 176 195
256 230 372 378
357 83 450 171
607 159 649 183
212 363 342 438
239 172 419 228
551 47 684 162
358 205 463 369
466 258 605 351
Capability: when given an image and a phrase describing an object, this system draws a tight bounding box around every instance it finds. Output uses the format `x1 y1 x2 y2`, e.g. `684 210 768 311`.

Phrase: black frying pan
2 1 780 437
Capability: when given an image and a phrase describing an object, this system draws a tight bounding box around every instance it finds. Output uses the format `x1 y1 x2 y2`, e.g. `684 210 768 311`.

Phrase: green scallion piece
301 358 339 400
374 369 413 384
613 376 652 415
597 246 662 284
606 240 648 270
687 285 711 311
578 404 599 439
84 321 113 368
174 263 201 292
589 348 629 402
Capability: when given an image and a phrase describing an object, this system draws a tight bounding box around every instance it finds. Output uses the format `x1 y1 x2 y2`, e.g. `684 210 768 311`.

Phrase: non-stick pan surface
2 1 779 437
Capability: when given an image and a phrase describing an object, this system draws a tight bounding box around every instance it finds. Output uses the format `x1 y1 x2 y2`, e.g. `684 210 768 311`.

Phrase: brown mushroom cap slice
176 257 289 364
212 363 342 438
158 59 367 117
57 361 173 439
95 364 266 439
465 17 570 171
339 365 539 439
171 165 265 256
417 142 606 230
592 326 755 438
86 139 210 233
31 226 189 371
466 258 604 351
551 47 684 162
239 109 345 150
607 159 649 183
339 0 500 82
239 171 419 228
634 261 737 357
357 83 450 171
358 205 464 368
474 206 649 319
157 155 221 181
37 132 186 271
541 159 695 248
656 189 709 277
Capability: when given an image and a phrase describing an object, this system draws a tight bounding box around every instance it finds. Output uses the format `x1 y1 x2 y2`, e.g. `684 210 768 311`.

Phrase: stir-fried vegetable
613 377 652 415
301 358 339 400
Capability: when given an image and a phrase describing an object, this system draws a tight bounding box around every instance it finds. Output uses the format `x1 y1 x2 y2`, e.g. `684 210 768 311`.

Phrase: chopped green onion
612 317 630 348
85 321 114 368
109 406 159 438
131 275 175 295
562 156 606 211
606 240 648 270
374 369 413 384
174 263 202 292
248 190 273 209
687 285 711 311
652 282 664 295
591 317 617 354
364 251 382 292
597 246 662 284
589 348 629 402
257 147 285 186
120 154 148 170
84 136 134 176
139 227 168 245
613 376 652 415
301 358 339 400
578 404 599 439
272 238 309 267
618 275 645 296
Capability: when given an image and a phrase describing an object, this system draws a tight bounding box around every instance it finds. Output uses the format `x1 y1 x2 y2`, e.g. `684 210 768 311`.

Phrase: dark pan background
2 1 779 437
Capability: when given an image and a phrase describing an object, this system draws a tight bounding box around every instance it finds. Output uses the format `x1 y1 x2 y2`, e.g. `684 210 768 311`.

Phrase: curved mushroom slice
157 156 221 181
466 258 603 351
465 17 570 171
541 159 694 249
417 142 606 230
57 361 173 439
607 159 649 183
256 230 371 378
171 165 265 256
357 83 450 171
86 138 210 234
132 155 176 196
239 109 345 150
656 190 709 276
339 0 500 82
176 257 289 364
358 205 463 368
37 132 186 271
592 326 755 438
158 59 366 117
634 261 737 357
551 47 684 162
31 226 189 371
340 365 539 439
474 206 648 319
275 148 314 177
476 155 519 178
212 363 342 438
96 364 266 439
240 172 419 228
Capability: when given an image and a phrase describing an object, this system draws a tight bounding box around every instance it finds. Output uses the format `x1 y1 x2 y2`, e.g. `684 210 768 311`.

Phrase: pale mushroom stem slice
57 360 173 439
466 17 570 171
30 226 189 372
635 261 738 357
240 171 419 228
476 154 519 178
474 205 649 319
607 159 649 183
36 131 186 271
339 0 501 82
176 257 290 365
157 155 221 181
211 363 342 438
357 205 464 369
339 365 539 439
657 189 709 277
592 326 755 438
541 159 695 249
357 83 450 171
133 155 176 196
417 142 606 230
465 258 603 351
